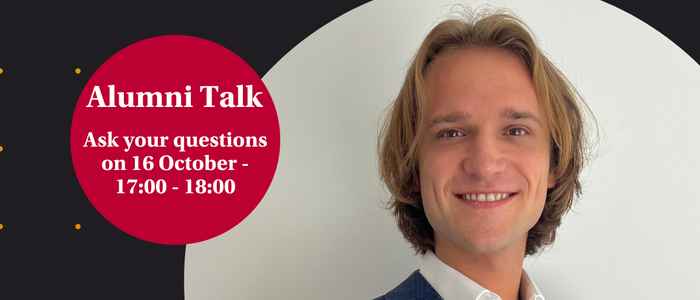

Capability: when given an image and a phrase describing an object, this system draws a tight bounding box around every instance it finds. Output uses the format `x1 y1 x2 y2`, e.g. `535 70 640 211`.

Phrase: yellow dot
74 223 82 230
0 68 4 75
74 67 82 75
0 224 4 231
0 145 4 152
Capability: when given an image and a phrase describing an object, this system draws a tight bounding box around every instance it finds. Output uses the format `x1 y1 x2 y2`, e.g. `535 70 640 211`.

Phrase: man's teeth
461 193 511 202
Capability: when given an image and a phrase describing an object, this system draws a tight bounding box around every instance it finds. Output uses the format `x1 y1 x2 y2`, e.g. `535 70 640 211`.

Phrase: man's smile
453 192 519 208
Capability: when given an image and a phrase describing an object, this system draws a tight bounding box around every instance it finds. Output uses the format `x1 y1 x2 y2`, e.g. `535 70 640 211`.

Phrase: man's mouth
455 192 518 202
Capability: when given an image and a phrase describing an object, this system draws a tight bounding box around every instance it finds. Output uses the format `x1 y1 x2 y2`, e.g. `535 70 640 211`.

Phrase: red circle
70 35 280 245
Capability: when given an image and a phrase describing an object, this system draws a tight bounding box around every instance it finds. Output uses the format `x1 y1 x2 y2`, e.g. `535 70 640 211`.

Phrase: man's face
418 47 555 256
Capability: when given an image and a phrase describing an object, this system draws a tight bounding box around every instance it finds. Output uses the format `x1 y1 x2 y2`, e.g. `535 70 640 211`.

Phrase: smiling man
376 11 590 300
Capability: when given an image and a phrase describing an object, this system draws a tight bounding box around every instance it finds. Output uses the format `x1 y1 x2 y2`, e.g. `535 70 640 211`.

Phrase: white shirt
419 251 545 300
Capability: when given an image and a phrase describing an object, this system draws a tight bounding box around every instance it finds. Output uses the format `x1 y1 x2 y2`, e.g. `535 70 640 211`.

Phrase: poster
2 1 699 299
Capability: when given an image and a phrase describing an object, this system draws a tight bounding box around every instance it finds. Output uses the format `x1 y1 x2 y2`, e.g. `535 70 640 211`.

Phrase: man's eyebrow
428 109 543 127
429 112 471 127
502 108 543 126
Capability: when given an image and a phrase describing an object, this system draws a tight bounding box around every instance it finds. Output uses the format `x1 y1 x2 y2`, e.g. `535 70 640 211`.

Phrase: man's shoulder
373 270 442 300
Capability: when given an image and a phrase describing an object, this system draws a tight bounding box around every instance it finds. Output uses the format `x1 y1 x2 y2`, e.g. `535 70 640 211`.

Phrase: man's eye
437 129 464 139
506 127 529 136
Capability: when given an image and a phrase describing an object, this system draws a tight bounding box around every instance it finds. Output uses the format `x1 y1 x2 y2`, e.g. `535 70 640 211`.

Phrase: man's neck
434 237 526 300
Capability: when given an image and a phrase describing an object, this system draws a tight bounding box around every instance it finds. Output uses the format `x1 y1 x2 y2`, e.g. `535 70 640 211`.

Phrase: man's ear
547 171 556 189
411 172 421 194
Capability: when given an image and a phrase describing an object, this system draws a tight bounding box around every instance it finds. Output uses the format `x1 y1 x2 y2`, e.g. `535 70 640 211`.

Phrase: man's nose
461 134 506 180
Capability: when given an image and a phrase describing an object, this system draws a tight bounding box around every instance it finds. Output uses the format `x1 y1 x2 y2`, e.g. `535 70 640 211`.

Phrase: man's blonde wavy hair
378 10 594 256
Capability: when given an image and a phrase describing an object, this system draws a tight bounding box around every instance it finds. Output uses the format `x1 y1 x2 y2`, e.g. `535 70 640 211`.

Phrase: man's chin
457 233 525 256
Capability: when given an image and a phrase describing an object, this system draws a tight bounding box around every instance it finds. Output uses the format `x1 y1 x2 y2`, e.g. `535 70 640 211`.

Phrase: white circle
186 1 700 299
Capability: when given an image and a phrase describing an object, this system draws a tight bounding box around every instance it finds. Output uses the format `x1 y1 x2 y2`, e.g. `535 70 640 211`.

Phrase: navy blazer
374 270 442 300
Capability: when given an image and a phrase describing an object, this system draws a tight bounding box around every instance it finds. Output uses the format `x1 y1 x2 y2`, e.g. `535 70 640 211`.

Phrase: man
376 11 590 300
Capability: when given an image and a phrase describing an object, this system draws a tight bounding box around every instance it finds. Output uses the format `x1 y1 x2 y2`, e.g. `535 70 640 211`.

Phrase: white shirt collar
419 251 545 300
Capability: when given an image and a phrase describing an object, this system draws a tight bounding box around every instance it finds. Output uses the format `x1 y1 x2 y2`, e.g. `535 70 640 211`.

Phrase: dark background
0 1 695 299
